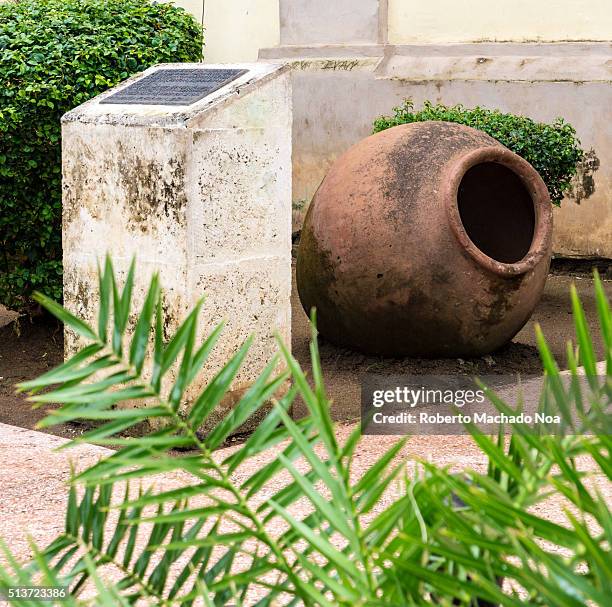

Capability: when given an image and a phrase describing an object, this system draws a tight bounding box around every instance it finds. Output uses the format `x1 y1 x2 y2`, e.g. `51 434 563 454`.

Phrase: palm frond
5 259 610 606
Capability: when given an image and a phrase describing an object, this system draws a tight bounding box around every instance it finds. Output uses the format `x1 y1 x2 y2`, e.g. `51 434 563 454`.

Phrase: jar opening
445 146 552 278
457 161 535 264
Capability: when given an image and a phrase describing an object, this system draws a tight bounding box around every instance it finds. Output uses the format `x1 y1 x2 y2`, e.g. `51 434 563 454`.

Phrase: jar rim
444 146 553 277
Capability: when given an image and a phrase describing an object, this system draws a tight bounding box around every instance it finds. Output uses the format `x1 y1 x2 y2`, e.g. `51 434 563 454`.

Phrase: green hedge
374 100 584 206
0 0 203 314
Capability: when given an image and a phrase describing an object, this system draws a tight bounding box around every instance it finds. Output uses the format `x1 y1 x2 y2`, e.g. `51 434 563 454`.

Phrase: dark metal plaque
100 68 248 106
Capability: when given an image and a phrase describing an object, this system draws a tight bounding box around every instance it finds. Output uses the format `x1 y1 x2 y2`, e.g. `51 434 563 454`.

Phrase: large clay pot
296 121 552 357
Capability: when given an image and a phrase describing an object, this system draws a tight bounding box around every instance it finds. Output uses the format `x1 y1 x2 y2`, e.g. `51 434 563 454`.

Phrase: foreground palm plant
411 279 612 606
0 258 609 606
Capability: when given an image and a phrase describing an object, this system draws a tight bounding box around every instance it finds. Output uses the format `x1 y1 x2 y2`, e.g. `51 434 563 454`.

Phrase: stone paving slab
0 417 608 602
0 361 608 563
0 421 487 564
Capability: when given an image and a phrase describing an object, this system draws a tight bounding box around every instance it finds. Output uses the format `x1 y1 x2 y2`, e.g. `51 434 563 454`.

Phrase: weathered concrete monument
62 63 292 425
297 122 553 357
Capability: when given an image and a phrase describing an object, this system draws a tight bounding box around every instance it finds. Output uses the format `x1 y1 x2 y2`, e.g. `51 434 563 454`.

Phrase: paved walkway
0 417 609 604
0 422 488 564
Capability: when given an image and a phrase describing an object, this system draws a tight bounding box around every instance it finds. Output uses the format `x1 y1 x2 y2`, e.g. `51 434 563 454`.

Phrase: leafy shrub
374 100 584 206
0 0 203 314
0 259 609 605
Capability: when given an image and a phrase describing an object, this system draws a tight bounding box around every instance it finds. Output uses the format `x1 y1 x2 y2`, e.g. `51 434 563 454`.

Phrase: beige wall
203 0 279 63
171 0 203 22
274 0 612 47
389 0 612 43
280 0 380 45
3 0 610 54
170 0 280 62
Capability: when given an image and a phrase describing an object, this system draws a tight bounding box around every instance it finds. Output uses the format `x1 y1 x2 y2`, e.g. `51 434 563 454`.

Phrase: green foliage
0 0 203 313
0 259 610 605
373 100 585 206
414 274 612 606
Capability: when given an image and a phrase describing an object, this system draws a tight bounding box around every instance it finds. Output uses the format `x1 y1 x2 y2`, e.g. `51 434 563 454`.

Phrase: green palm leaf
5 260 609 606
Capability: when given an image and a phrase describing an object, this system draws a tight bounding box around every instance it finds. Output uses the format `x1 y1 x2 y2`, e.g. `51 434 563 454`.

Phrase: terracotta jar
296 121 553 357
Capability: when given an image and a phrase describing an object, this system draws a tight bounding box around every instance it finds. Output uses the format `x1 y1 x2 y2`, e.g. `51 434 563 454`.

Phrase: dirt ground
0 267 610 436
291 267 612 420
0 315 72 438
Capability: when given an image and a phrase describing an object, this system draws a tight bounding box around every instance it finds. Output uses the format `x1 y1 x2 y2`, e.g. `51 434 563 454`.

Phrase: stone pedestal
62 63 292 430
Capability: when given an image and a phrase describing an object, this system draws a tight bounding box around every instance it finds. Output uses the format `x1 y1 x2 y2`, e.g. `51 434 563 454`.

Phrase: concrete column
62 63 292 433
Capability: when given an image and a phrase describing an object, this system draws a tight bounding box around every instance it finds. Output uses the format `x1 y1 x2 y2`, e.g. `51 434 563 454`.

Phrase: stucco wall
388 0 612 43
280 0 380 45
171 0 203 22
170 0 279 62
273 0 612 47
256 0 612 258
1 0 609 54
202 0 280 62
260 42 612 258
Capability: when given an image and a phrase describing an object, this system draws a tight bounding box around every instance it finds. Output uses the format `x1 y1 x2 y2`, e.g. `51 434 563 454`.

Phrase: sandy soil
0 270 610 437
